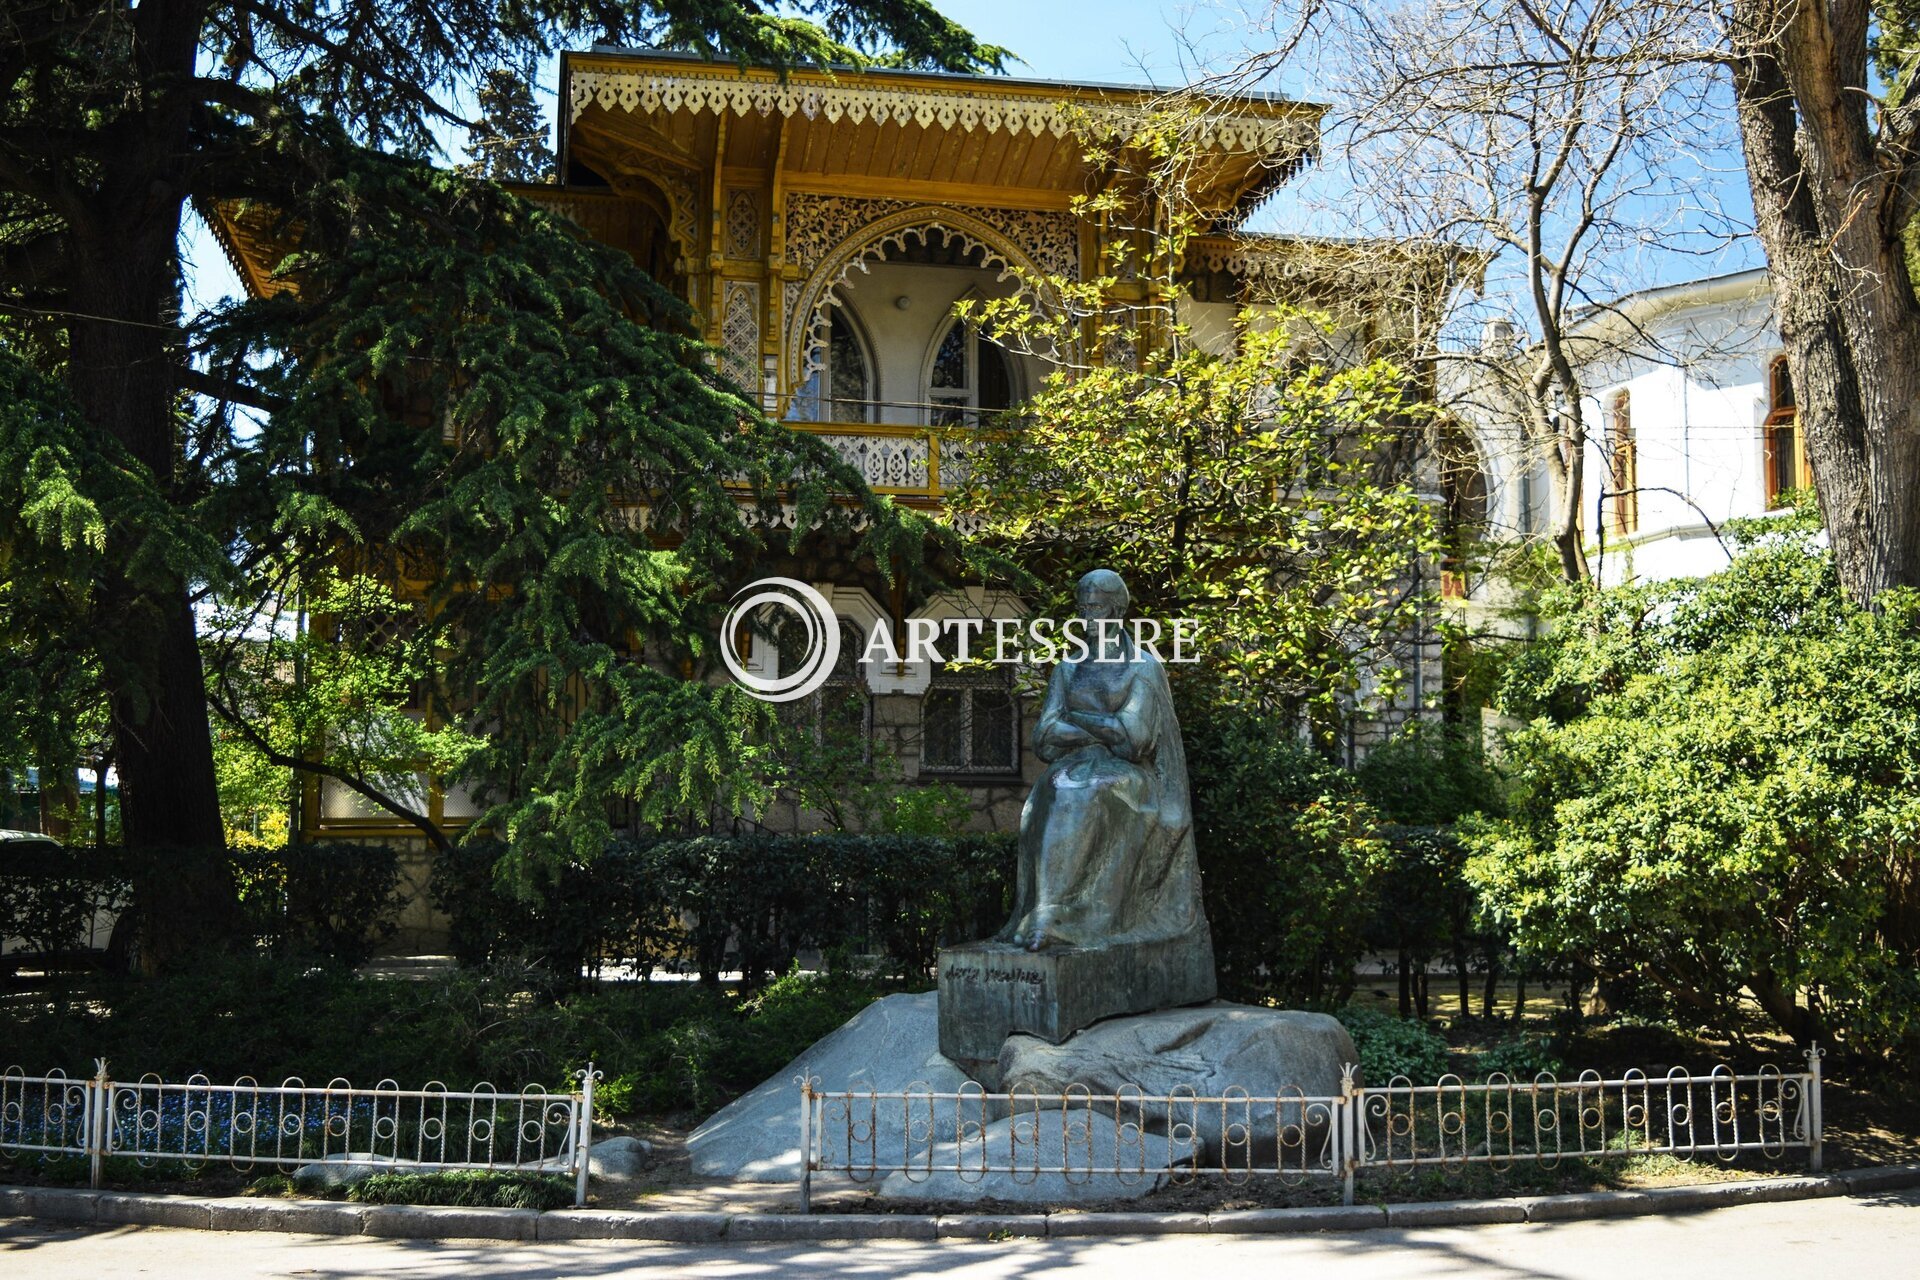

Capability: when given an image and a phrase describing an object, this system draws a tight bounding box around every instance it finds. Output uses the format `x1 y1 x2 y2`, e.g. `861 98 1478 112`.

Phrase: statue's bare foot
1021 912 1061 951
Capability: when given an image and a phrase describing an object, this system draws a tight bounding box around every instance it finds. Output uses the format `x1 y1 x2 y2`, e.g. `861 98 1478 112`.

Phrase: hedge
1 843 402 969
430 833 1014 987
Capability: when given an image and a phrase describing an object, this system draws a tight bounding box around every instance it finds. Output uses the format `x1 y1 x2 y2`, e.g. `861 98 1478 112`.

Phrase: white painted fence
1 1062 600 1206
798 1048 1824 1209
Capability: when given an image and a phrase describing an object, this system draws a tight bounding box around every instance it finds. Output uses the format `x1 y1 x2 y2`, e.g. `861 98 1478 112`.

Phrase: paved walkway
5 1187 1918 1279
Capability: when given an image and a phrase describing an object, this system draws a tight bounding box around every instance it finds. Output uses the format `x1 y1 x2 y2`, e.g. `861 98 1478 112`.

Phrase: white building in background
1457 267 1806 621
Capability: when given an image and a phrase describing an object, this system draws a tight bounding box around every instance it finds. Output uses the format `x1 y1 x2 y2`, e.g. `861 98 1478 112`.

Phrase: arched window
926 318 1016 427
775 616 872 752
791 309 874 423
1437 422 1489 599
1607 390 1638 535
1764 355 1806 507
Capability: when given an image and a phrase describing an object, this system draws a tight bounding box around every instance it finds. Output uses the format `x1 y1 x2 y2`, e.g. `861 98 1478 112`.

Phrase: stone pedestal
936 931 1217 1085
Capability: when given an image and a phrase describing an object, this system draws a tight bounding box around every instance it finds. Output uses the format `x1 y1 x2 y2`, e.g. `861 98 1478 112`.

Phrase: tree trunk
1398 948 1413 1018
1748 970 1823 1048
1729 2 1920 605
60 0 238 968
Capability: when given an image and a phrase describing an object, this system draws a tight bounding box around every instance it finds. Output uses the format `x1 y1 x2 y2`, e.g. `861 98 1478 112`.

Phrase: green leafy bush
1465 512 1920 1057
1 954 896 1115
0 844 400 969
1473 1036 1564 1081
1337 1007 1450 1085
1184 695 1389 1008
348 1170 572 1211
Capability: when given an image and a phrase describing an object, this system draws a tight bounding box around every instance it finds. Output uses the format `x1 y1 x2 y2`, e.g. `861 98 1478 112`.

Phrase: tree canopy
0 1 1009 961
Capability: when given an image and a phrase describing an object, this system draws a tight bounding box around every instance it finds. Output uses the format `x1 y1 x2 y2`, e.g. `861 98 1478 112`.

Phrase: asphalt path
4 1188 1919 1279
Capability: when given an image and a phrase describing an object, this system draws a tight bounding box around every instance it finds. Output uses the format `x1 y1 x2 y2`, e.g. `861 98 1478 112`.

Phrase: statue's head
1074 569 1130 622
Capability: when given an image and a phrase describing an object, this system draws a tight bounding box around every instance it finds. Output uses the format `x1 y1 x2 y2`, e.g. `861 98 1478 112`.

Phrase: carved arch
784 205 1056 391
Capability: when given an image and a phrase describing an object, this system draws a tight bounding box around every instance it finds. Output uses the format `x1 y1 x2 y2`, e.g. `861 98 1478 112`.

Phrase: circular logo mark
719 577 841 702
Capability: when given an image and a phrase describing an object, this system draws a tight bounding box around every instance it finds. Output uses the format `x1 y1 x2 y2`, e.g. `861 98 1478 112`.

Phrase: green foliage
205 575 482 851
768 696 975 836
2 956 894 1116
666 967 891 1113
0 839 127 963
1355 722 1503 826
0 845 400 970
0 355 222 787
1337 1007 1450 1085
3 0 1012 893
460 68 553 182
950 108 1439 731
1472 1035 1564 1081
349 1170 573 1211
1184 695 1390 1007
431 832 1013 987
1465 514 1920 1056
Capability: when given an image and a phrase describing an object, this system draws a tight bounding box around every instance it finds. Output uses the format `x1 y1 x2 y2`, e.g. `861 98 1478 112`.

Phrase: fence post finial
574 1062 601 1208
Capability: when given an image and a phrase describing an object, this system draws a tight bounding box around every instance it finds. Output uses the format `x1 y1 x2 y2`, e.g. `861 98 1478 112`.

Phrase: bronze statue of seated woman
998 569 1208 953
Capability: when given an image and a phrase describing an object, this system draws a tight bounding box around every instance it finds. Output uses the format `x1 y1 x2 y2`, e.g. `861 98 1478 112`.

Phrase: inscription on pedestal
937 931 1216 1087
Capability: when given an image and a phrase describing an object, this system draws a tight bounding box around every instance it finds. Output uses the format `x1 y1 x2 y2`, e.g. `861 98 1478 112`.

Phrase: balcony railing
780 398 1022 501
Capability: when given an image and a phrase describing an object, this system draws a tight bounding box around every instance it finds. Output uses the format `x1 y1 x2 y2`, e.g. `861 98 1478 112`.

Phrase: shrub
1337 1007 1450 1085
1183 694 1389 1008
0 844 399 969
0 954 899 1116
348 1170 573 1211
1473 1036 1564 1080
1466 513 1920 1057
431 832 1013 989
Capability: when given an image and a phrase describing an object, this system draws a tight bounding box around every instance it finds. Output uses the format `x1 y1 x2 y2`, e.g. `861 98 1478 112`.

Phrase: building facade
211 47 1450 854
1454 267 1802 638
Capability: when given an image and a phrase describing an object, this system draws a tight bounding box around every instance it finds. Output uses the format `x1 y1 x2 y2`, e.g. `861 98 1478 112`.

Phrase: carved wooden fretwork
725 188 760 261
569 66 1306 155
786 194 1077 281
782 195 1077 387
1188 240 1323 278
722 281 761 385
661 172 702 269
817 431 932 491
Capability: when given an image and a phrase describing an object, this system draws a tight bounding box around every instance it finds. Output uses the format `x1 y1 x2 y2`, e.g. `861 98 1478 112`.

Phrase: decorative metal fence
1 1062 600 1206
798 1047 1824 1210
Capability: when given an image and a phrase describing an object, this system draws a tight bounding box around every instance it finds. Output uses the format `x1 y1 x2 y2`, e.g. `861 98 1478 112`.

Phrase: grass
347 1170 575 1211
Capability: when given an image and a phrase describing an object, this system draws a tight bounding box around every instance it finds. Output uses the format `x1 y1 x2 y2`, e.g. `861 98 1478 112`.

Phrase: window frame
1606 389 1638 536
919 662 1021 779
1763 354 1808 508
923 316 1018 428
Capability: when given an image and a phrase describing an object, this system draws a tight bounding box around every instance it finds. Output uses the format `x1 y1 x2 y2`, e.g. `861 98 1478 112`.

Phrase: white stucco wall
1457 271 1790 599
830 260 1036 424
1576 281 1781 588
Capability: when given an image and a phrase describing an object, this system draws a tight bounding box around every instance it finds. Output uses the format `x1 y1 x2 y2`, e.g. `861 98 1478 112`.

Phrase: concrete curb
1 1165 1917 1243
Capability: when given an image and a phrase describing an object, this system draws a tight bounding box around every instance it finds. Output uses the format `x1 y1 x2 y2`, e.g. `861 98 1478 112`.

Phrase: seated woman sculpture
998 569 1208 953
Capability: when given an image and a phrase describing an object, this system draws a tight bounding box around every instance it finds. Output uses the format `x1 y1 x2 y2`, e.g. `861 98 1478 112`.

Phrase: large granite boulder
877 1108 1174 1204
997 1003 1355 1164
687 991 969 1182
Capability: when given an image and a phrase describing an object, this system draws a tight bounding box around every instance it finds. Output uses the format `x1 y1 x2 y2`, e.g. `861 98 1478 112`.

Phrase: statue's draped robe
999 640 1205 947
